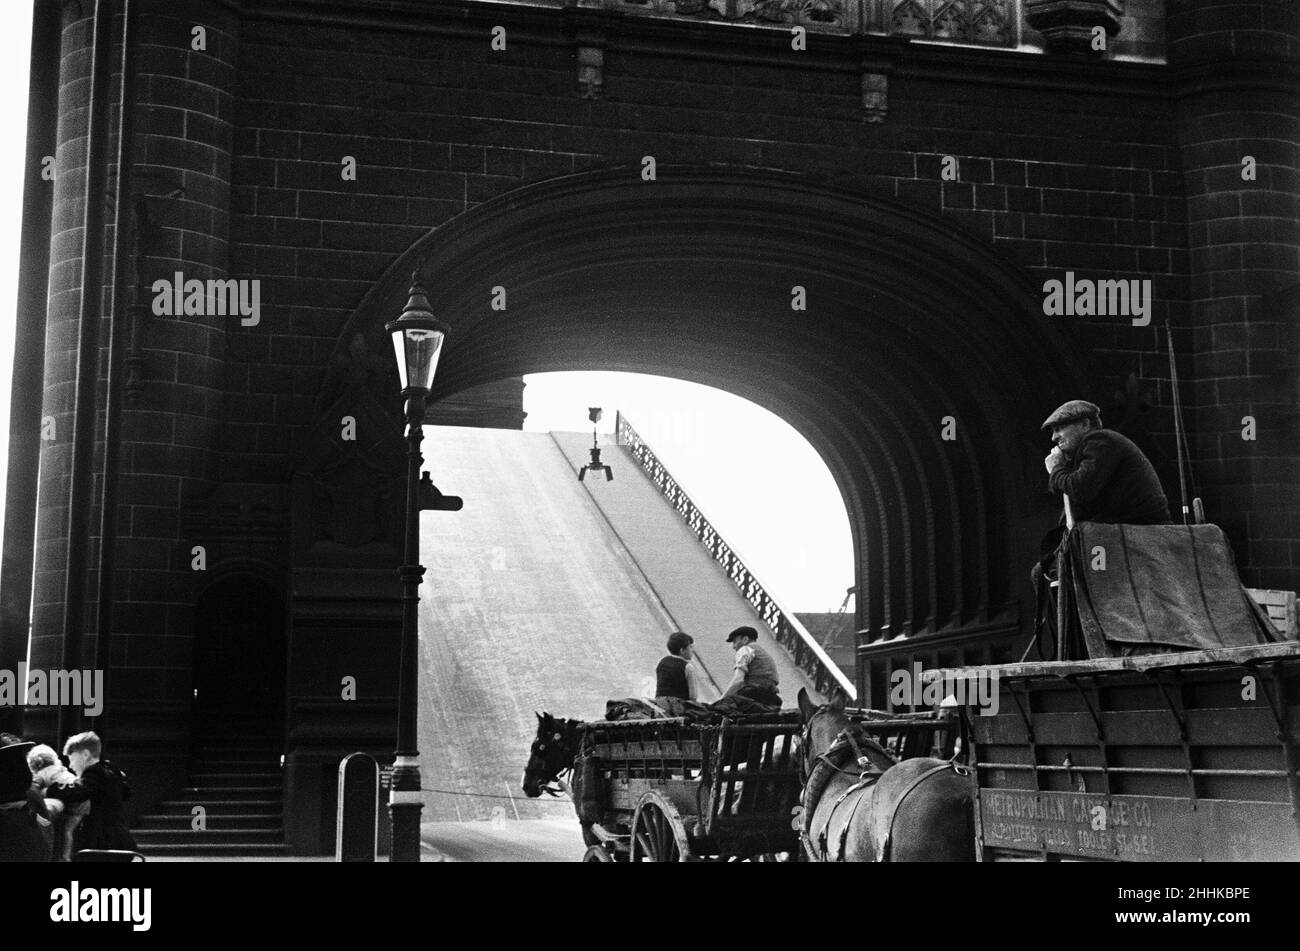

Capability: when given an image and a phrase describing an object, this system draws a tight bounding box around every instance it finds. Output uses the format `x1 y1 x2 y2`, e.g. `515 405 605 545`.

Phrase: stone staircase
133 716 286 857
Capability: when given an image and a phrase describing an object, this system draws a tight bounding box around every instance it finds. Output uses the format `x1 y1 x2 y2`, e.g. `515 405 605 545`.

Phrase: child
27 743 88 862
46 731 136 855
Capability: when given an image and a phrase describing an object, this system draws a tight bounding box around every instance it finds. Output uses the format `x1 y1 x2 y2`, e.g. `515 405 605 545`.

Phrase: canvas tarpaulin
1066 522 1280 653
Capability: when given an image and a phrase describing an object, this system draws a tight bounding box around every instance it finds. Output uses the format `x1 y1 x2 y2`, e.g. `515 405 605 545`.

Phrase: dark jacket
1048 428 1171 525
654 655 690 700
48 759 136 853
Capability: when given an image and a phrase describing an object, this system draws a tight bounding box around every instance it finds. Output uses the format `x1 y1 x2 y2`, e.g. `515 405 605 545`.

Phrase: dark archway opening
192 576 286 743
324 165 1094 704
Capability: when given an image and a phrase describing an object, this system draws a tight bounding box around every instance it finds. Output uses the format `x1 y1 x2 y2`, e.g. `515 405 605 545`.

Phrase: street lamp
578 407 613 482
384 275 449 863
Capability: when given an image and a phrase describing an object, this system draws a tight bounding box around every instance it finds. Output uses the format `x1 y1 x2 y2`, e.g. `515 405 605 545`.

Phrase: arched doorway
192 575 286 741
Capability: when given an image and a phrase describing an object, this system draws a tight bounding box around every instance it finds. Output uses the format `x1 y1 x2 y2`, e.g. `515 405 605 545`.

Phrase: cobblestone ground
421 818 583 862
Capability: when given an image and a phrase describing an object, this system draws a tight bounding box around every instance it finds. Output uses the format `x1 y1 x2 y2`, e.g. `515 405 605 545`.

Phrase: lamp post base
388 799 424 863
388 757 424 862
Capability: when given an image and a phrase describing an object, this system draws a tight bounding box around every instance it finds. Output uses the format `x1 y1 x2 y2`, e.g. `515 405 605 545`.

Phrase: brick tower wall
28 0 239 794
1169 2 1300 587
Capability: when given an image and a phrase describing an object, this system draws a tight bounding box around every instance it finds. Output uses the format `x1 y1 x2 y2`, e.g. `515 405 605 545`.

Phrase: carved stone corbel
1025 0 1124 54
856 40 904 124
576 42 605 100
861 71 888 123
564 3 611 100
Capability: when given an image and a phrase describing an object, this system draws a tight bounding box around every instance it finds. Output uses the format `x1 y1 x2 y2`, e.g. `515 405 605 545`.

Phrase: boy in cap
723 625 781 707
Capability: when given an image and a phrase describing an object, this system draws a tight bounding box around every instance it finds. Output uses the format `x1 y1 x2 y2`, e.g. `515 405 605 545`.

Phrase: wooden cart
573 714 801 862
962 641 1300 861
573 708 961 862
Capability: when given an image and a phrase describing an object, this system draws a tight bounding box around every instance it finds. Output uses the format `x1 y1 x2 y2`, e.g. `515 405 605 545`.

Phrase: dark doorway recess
192 576 286 744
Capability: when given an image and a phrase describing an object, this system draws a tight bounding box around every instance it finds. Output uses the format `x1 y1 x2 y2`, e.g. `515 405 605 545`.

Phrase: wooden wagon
960 641 1300 861
572 714 801 862
572 708 962 862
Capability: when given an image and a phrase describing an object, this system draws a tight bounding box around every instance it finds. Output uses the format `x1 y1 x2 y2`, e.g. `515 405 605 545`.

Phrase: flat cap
1041 400 1101 431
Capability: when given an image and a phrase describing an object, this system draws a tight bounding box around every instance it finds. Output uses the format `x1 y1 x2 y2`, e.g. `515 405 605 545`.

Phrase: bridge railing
615 412 857 700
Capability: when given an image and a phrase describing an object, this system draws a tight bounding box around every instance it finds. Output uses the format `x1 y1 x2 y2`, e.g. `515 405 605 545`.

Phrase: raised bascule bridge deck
416 424 836 821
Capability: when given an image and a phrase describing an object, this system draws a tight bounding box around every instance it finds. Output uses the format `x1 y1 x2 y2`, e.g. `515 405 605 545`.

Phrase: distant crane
824 585 856 649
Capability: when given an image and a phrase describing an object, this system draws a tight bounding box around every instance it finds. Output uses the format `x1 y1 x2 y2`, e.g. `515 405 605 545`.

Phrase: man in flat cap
1041 400 1171 525
723 625 781 707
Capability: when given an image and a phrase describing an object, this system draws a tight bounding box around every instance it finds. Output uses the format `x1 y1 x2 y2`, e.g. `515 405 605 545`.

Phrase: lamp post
385 275 449 863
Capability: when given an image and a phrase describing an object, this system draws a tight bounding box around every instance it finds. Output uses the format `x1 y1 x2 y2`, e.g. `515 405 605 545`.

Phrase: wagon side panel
969 649 1300 862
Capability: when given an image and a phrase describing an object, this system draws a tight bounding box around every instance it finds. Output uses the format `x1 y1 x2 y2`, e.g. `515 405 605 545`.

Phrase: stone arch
324 165 1092 649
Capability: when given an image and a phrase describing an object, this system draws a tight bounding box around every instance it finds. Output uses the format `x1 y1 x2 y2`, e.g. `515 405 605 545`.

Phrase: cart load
1042 522 1283 661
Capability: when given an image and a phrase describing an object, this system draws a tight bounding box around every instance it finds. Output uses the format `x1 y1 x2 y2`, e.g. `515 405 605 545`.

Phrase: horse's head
797 688 851 766
796 687 892 782
521 712 581 798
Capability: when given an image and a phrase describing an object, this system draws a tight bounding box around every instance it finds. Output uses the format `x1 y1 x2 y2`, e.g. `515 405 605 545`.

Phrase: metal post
389 391 427 862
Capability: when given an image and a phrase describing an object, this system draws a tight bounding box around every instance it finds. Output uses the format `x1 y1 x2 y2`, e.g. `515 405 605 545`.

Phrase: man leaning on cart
1041 399 1171 527
1031 399 1172 616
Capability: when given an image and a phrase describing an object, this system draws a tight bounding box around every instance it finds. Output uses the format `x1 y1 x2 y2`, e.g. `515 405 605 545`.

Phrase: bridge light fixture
385 276 449 395
579 406 614 482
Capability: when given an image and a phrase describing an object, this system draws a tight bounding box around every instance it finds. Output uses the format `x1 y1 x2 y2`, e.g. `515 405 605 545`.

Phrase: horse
796 688 975 861
520 712 583 800
522 711 611 850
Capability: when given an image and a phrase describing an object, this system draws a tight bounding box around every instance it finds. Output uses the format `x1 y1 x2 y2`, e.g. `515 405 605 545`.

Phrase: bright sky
523 372 854 612
0 8 854 614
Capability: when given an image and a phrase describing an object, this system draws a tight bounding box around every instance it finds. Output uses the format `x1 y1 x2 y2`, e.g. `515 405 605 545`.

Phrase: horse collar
840 728 877 771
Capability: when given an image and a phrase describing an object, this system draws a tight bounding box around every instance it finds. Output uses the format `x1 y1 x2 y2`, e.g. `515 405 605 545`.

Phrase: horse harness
800 725 887 862
801 724 969 862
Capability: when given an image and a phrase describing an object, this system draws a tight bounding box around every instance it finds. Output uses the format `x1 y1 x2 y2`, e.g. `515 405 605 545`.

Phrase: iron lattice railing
616 412 856 700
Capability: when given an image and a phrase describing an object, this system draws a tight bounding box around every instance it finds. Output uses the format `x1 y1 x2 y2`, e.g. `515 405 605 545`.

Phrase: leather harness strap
801 720 970 862
877 761 969 862
823 773 880 861
801 726 889 861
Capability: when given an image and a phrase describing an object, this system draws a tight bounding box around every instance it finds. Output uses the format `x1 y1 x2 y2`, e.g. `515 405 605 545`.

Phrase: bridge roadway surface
415 426 819 835
149 819 582 861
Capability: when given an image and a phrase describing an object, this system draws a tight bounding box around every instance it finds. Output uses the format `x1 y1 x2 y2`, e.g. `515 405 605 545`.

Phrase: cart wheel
629 791 695 862
583 845 615 862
